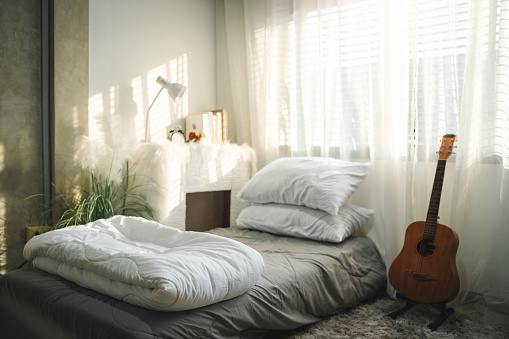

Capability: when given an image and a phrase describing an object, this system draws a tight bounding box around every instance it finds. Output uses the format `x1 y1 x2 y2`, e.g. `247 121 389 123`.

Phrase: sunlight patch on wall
88 92 104 140
169 54 189 121
107 85 126 143
0 194 6 275
0 144 5 273
72 105 80 129
0 143 4 172
131 76 145 141
109 86 117 116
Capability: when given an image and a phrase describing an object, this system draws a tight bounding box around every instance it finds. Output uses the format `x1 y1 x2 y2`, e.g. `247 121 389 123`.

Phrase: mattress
0 227 386 339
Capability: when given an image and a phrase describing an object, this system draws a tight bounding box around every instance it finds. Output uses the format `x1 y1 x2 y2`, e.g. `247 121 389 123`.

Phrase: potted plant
27 137 155 238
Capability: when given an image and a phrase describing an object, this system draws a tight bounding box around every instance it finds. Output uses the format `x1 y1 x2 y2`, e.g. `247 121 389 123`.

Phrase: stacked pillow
236 157 373 243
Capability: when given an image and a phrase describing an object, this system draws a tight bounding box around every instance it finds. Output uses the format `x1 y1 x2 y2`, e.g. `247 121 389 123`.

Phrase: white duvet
23 216 264 311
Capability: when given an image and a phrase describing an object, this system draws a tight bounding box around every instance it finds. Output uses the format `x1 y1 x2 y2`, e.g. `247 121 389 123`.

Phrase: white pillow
236 203 373 243
237 157 370 215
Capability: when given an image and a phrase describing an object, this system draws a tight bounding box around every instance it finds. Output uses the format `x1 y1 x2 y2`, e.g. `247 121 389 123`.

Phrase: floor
455 292 509 333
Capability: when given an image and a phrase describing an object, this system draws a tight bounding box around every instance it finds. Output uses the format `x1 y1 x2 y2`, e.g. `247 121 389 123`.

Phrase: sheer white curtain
451 0 509 306
221 0 509 306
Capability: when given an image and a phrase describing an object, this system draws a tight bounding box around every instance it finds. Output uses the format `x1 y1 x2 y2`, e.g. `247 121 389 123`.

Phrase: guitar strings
417 159 445 274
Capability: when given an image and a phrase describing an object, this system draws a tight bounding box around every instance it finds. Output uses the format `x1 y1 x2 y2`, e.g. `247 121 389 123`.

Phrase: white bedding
23 216 264 311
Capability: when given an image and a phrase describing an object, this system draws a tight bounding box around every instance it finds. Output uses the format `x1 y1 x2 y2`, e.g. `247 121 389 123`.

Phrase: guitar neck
424 160 447 239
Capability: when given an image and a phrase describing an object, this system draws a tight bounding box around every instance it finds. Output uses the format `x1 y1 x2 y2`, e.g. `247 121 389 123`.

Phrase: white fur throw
73 138 256 230
130 142 256 229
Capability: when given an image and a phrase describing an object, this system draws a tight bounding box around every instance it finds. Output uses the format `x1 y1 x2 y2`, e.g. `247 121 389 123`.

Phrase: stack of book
185 109 228 144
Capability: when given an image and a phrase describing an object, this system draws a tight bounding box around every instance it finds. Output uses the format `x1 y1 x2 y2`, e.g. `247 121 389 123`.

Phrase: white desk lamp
144 76 186 141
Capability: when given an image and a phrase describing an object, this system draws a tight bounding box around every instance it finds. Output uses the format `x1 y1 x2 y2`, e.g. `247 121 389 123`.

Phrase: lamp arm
144 87 165 141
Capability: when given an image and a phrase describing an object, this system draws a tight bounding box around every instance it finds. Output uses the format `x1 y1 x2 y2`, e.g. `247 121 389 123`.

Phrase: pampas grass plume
74 137 138 184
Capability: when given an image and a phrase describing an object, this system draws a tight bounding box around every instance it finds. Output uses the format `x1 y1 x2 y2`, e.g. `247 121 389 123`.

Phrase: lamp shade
156 76 187 101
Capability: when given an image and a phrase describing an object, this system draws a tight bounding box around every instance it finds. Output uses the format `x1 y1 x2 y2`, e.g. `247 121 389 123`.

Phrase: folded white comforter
23 216 264 311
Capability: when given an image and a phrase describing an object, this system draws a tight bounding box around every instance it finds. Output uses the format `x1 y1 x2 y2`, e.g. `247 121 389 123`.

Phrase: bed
0 157 386 338
0 227 385 339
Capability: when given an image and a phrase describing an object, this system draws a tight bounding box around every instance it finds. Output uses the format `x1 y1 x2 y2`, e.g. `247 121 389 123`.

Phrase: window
409 0 469 160
271 0 379 159
264 0 476 160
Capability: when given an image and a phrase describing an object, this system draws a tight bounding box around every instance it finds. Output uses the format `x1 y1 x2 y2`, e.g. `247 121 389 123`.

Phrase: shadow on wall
89 54 189 145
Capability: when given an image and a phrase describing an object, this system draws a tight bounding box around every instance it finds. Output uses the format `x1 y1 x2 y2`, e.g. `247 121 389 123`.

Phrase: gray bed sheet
0 227 386 339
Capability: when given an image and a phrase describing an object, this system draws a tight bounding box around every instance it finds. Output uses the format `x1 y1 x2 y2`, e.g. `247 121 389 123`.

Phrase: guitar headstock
438 134 457 160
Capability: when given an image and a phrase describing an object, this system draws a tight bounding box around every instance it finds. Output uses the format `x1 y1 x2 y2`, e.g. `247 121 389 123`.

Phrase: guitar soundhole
417 239 436 257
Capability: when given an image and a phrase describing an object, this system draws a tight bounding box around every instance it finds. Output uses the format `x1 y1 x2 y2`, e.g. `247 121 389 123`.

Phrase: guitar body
389 221 460 304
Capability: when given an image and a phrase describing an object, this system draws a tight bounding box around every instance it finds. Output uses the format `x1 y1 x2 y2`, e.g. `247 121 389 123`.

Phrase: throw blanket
23 216 264 311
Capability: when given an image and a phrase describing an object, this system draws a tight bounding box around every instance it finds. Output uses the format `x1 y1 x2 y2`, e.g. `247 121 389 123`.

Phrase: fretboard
424 160 447 240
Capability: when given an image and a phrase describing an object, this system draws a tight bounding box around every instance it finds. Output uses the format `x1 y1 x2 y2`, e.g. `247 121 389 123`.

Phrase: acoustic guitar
389 134 459 304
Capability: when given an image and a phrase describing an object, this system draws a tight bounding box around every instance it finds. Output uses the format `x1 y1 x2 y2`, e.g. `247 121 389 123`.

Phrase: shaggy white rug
268 294 508 339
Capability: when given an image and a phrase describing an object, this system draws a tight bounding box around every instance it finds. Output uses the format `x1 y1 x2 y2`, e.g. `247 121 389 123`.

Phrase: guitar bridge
405 270 438 281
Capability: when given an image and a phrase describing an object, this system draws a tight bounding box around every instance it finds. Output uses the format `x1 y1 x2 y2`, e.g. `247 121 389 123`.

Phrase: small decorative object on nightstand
168 125 186 143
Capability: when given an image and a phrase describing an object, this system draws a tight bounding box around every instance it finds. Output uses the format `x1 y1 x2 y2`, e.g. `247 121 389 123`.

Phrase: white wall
89 0 216 143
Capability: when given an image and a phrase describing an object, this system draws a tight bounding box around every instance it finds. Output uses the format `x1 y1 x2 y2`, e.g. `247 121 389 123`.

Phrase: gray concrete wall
53 0 89 210
0 1 45 274
0 0 89 274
